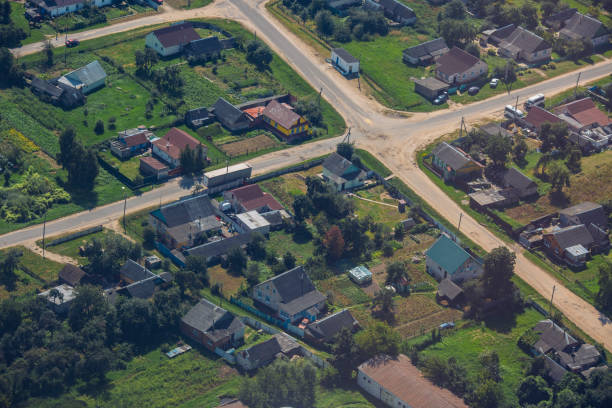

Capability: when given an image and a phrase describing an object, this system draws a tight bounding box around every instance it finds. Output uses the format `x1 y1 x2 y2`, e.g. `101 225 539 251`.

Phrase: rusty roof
262 100 303 129
554 98 611 128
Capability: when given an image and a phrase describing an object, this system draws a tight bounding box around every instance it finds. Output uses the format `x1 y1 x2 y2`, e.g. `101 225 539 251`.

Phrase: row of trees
58 127 99 191
0 1 26 48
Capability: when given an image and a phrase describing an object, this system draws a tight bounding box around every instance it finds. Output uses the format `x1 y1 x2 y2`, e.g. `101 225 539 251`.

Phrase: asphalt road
7 0 612 349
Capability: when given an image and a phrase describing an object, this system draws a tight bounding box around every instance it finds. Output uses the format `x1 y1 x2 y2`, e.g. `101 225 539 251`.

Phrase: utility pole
458 213 463 233
317 87 323 107
574 72 581 98
549 285 556 317
514 94 520 128
122 187 127 233
459 116 467 139
42 210 47 259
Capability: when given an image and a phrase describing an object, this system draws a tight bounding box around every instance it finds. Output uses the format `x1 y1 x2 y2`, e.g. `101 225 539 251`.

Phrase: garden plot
219 134 279 157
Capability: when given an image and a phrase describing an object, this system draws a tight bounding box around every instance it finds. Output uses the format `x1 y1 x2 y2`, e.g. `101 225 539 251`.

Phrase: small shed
414 77 449 101
348 265 372 284
331 48 360 77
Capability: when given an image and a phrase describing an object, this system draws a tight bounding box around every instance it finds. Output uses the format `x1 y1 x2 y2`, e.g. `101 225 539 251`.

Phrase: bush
94 120 104 135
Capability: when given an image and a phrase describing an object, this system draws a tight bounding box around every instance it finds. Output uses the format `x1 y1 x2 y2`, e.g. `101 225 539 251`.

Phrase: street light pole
122 187 127 233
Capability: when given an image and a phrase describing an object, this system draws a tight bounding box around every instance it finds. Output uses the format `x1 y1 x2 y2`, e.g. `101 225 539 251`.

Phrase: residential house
186 233 254 264
559 202 608 229
322 152 367 191
145 22 201 57
251 266 327 323
532 319 579 355
436 278 464 306
261 100 310 141
559 12 609 48
331 48 360 77
553 98 612 131
203 163 252 193
413 77 449 101
30 76 85 108
119 259 156 284
543 355 569 384
402 38 449 65
490 25 552 63
502 167 539 198
149 194 222 250
31 0 113 17
431 142 483 182
544 8 578 30
139 156 169 180
223 184 283 213
543 225 595 267
348 265 373 285
305 309 360 344
180 298 245 351
425 235 483 283
522 106 563 133
58 264 87 287
558 344 602 373
113 272 173 300
110 128 152 160
185 107 216 129
213 97 251 132
374 0 417 25
357 354 469 408
184 36 224 60
38 284 76 313
236 333 301 371
235 211 271 234
152 127 206 169
58 60 107 94
435 46 488 85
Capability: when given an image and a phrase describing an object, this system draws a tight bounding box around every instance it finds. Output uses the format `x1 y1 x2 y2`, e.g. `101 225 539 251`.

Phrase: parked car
433 93 448 105
468 86 480 95
490 78 499 88
65 39 80 47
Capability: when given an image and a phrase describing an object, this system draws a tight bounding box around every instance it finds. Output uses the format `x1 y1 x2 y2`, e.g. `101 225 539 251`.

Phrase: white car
490 78 500 88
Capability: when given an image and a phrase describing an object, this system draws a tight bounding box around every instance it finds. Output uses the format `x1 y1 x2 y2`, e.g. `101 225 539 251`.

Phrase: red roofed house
261 100 310 141
145 22 201 57
435 46 488 85
223 184 283 213
553 98 611 131
151 127 206 169
358 354 469 408
523 106 563 133
110 128 153 160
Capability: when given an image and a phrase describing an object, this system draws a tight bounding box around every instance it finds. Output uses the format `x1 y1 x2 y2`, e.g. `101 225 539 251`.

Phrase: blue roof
425 235 471 275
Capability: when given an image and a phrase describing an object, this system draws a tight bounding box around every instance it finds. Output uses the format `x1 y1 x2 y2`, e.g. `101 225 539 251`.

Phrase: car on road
468 86 480 95
490 78 499 88
65 39 79 47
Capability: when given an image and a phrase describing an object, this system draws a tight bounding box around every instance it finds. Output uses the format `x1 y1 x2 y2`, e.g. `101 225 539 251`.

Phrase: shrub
94 120 104 135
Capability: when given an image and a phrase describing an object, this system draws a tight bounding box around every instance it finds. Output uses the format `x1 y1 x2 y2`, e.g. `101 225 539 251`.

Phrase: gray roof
153 195 219 228
125 277 158 299
533 319 578 353
543 355 568 383
181 298 244 340
378 0 416 20
479 122 512 138
545 8 577 25
498 26 551 54
558 343 601 371
503 168 537 191
403 38 448 60
432 142 472 170
332 48 358 64
31 76 63 98
185 36 223 56
550 225 594 250
323 152 361 179
559 202 607 229
213 97 248 126
58 264 86 286
239 334 299 368
437 278 463 301
61 60 107 89
120 260 155 282
186 233 254 259
436 46 484 76
560 13 607 40
414 77 449 92
306 309 358 342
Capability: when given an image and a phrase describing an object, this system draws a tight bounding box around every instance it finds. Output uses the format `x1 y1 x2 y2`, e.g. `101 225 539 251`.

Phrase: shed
436 278 464 305
236 211 271 234
331 48 359 77
58 264 87 286
348 265 373 284
414 77 449 101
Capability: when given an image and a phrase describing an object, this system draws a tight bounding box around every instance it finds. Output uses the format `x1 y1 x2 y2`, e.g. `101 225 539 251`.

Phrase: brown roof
153 127 203 161
228 184 283 211
554 98 611 128
217 400 248 408
140 156 169 171
58 264 86 286
122 131 149 148
436 46 483 76
262 100 303 129
524 106 563 130
151 22 201 48
358 355 468 408
243 106 265 120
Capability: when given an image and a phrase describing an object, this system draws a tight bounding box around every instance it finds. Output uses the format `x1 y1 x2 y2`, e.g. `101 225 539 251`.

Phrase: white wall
331 50 359 75
146 33 180 57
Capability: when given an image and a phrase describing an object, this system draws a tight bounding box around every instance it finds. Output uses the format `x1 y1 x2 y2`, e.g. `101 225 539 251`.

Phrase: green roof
425 235 471 275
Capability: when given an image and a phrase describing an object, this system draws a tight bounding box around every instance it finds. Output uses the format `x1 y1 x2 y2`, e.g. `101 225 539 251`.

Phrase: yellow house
262 100 310 141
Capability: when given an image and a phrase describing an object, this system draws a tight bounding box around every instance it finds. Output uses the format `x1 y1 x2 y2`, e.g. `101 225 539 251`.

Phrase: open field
209 264 245 297
259 165 322 208
219 134 279 157
352 185 405 228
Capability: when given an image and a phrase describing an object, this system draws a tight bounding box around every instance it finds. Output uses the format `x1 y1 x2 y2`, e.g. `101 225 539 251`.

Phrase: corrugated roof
187 233 254 259
262 100 303 130
184 36 223 56
425 235 471 276
154 194 218 228
437 278 463 301
560 12 607 40
524 106 563 130
559 202 607 228
58 264 86 286
120 260 156 282
332 47 359 64
431 142 471 171
153 127 203 161
59 60 107 90
436 46 483 76
151 22 201 48
503 167 537 191
403 38 448 59
306 309 358 342
498 26 551 54
554 98 611 128
548 225 594 250
181 298 244 338
213 97 248 126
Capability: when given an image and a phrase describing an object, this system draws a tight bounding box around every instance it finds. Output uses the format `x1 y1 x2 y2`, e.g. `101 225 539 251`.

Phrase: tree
371 288 395 317
482 247 515 298
493 61 517 93
246 233 266 260
595 261 612 316
94 120 104 135
444 0 466 19
540 1 557 19
293 195 312 221
566 148 582 173
520 2 539 30
465 43 480 59
228 247 247 275
322 225 344 261
245 40 273 69
44 41 53 67
180 145 195 174
517 376 552 406
479 350 501 383
0 249 21 289
485 133 512 167
58 127 77 169
315 10 335 37
513 135 528 165
116 297 154 344
548 161 571 193
143 227 156 248
134 47 158 76
471 379 504 408
332 328 358 379
68 285 108 331
393 222 405 241
59 128 99 190
283 251 296 270
336 142 354 160
439 20 477 48
185 255 208 286
295 97 323 128
355 321 400 359
0 47 24 86
385 261 407 285
245 263 260 287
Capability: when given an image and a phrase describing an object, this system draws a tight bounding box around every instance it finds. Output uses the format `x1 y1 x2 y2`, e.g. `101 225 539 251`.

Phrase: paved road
8 0 612 349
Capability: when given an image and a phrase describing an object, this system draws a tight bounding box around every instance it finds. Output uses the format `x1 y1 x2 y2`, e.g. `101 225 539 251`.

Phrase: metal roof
425 235 471 275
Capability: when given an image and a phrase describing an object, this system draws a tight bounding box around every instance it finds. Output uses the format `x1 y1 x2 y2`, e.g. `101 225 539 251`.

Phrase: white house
145 22 201 57
322 152 367 192
425 235 483 283
57 60 107 94
33 0 113 18
331 48 359 77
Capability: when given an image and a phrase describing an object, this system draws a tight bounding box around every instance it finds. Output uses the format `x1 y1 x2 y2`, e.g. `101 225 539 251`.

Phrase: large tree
548 161 571 193
482 247 516 298
595 261 612 316
332 328 359 379
485 133 512 167
322 225 345 261
355 321 401 359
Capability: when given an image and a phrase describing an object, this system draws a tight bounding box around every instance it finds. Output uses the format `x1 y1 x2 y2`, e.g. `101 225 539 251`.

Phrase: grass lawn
316 274 370 308
208 265 245 297
259 165 323 208
354 148 392 177
266 228 317 265
43 228 117 264
352 185 405 228
315 385 375 407
165 0 213 9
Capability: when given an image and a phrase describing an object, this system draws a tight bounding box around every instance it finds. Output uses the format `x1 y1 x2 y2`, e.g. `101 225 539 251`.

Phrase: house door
348 65 352 73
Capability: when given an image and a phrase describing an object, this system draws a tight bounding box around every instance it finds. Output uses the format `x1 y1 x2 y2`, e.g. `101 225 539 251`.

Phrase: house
58 60 107 94
357 354 469 408
31 0 113 17
180 298 245 351
425 235 483 283
223 184 283 213
186 233 254 264
110 128 152 160
236 211 271 234
543 225 595 267
213 97 251 132
559 12 609 48
533 319 579 355
236 333 301 371
331 48 360 77
152 127 206 169
403 38 449 65
544 8 578 30
139 156 169 180
261 100 310 141
553 98 611 131
413 77 449 101
558 343 601 372
491 25 552 63
436 278 464 306
469 188 518 209
431 142 483 182
149 194 222 249
479 122 513 139
30 76 85 108
119 259 156 284
522 106 563 133
38 284 76 313
203 163 252 193
502 167 538 198
559 202 608 229
435 47 488 85
185 107 216 129
145 22 201 57
348 265 373 285
58 264 87 286
543 355 569 384
116 272 173 300
376 0 417 25
184 36 224 60
305 309 359 344
322 152 367 191
252 266 327 323
569 127 612 153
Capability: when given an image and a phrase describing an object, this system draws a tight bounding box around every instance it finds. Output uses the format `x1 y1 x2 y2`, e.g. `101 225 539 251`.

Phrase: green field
43 228 117 264
354 149 392 177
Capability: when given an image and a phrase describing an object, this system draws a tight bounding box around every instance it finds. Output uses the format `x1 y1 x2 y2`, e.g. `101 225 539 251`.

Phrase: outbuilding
414 77 449 101
348 265 373 284
331 48 360 77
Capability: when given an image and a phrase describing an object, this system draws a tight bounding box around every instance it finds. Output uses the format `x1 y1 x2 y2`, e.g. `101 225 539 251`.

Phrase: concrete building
236 211 271 234
203 163 252 193
38 284 76 313
331 48 360 77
